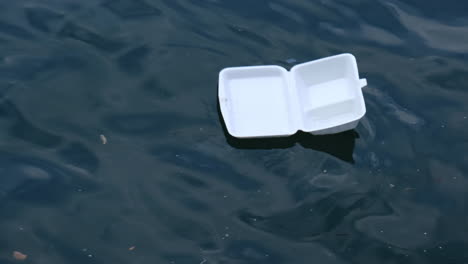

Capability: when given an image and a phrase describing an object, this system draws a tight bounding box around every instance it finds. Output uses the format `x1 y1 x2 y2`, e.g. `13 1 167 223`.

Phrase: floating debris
13 251 27 261
129 246 135 251
285 58 297 64
389 183 395 188
100 134 107 144
200 259 207 264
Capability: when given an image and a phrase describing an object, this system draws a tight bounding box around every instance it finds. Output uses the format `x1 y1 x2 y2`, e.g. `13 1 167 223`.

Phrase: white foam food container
219 53 367 138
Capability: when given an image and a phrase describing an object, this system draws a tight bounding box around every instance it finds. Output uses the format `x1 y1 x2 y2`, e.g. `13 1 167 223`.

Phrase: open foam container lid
218 53 367 138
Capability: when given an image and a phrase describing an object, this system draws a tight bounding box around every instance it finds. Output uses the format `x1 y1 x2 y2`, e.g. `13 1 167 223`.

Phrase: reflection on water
226 130 358 163
220 106 359 163
217 101 359 163
0 151 97 205
0 0 468 263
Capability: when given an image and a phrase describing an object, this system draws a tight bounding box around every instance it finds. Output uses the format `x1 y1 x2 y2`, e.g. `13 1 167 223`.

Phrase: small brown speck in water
13 251 27 261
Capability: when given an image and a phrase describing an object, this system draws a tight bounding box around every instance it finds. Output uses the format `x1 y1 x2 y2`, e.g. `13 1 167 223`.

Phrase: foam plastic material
219 53 367 138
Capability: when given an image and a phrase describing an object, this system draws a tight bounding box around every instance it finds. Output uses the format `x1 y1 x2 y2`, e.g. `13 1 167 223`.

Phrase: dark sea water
1 0 468 263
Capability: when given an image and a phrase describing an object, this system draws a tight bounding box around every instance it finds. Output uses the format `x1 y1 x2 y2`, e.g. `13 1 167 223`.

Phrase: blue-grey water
1 0 468 263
